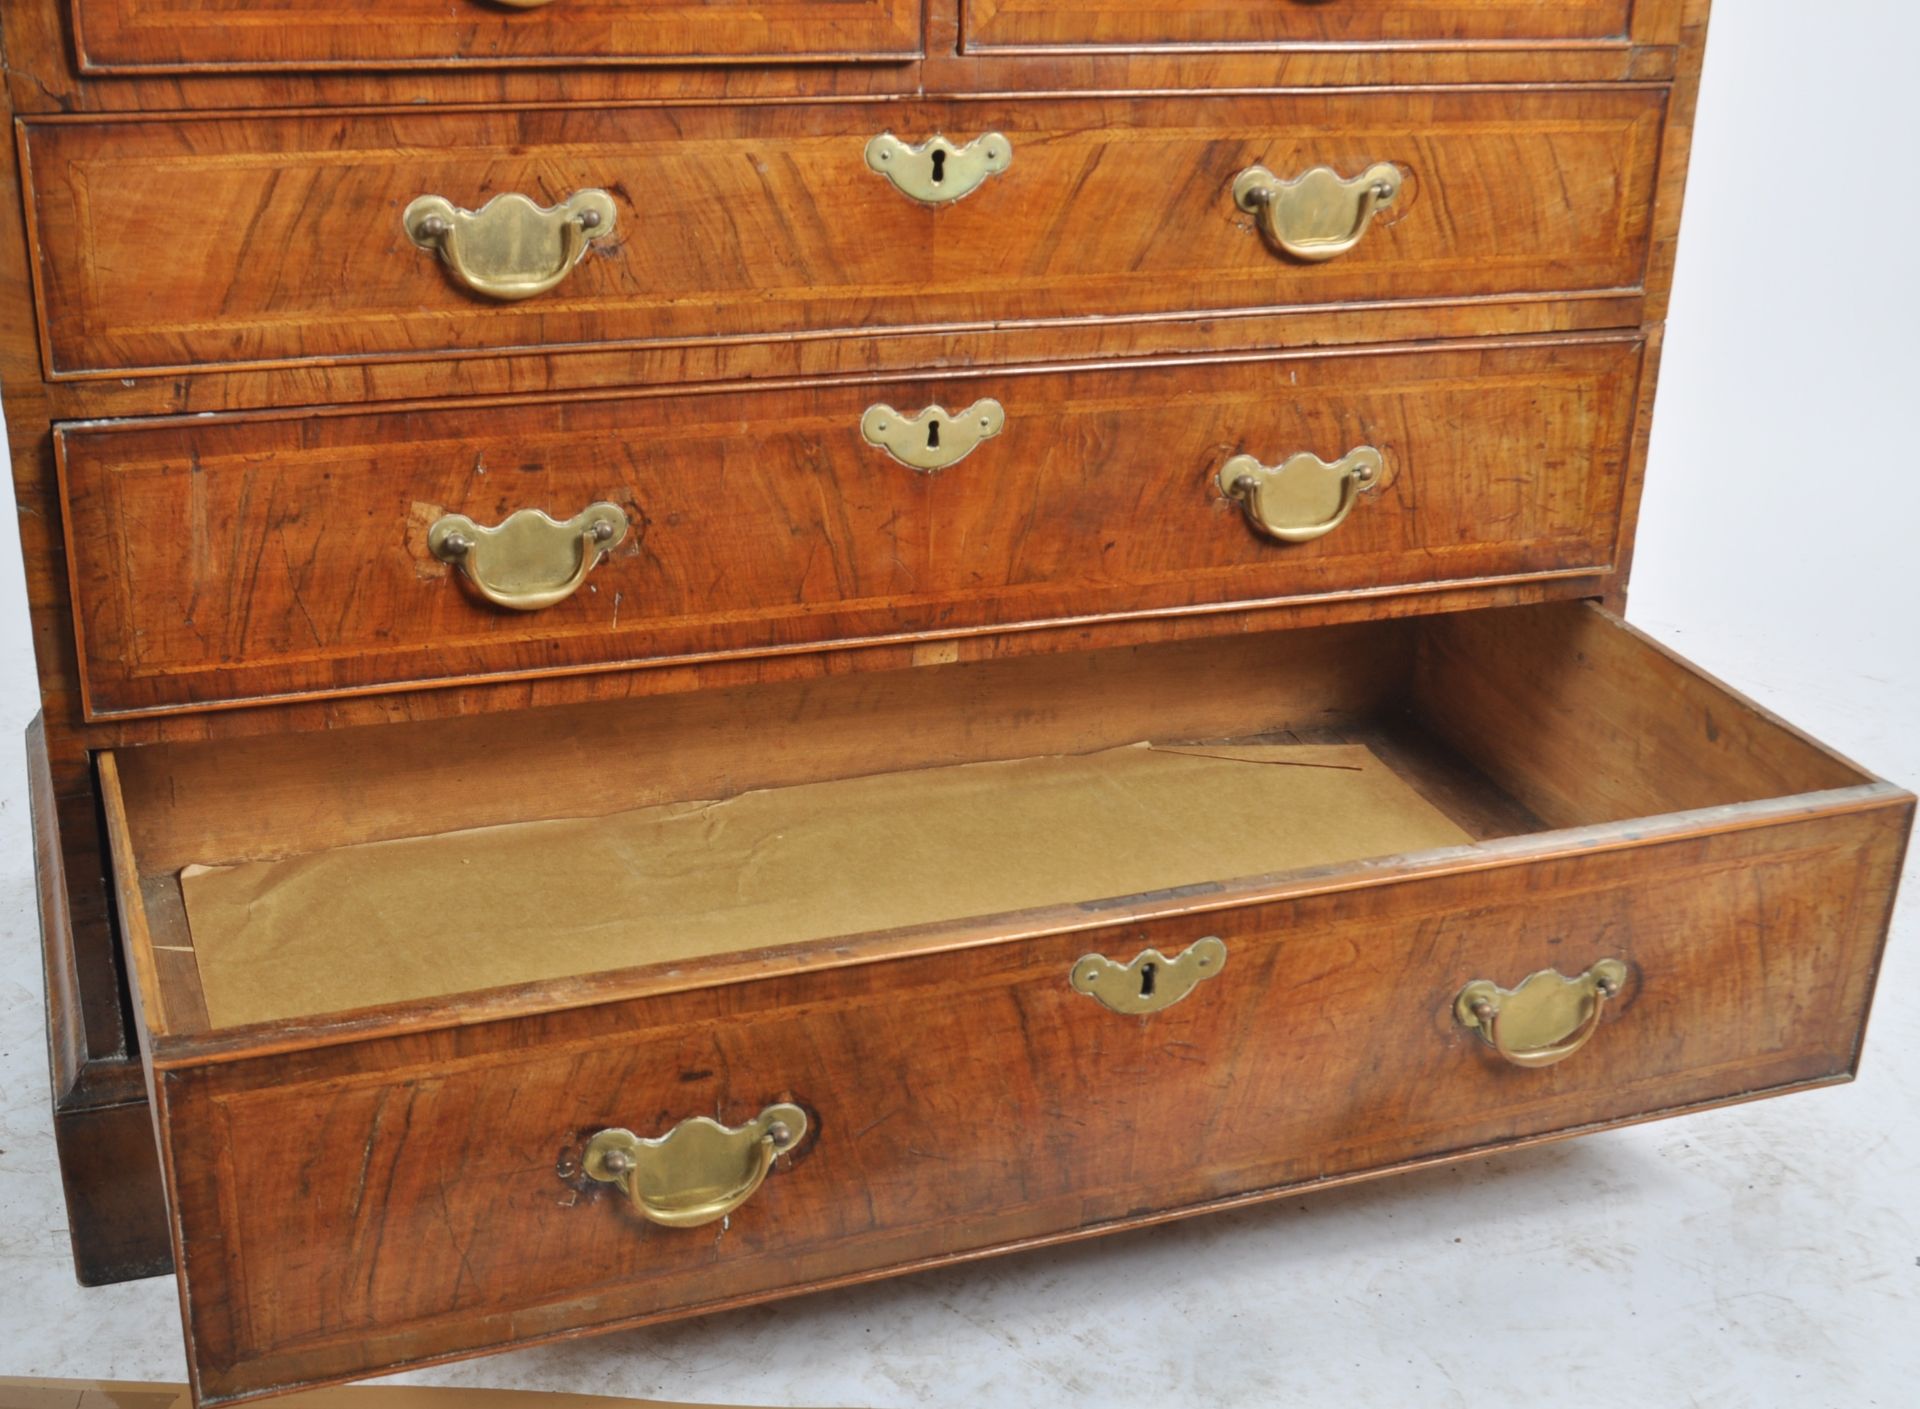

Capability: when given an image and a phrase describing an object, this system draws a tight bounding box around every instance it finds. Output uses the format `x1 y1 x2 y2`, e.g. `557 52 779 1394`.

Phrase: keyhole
926 419 942 450
1139 962 1157 998
930 149 947 184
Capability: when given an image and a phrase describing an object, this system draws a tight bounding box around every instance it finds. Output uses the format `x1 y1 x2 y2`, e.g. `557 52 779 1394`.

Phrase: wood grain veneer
21 89 1664 379
58 337 1645 717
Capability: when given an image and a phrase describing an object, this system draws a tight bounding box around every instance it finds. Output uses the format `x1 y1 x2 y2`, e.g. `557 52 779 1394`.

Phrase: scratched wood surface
59 337 1644 718
98 605 1907 1403
22 88 1664 379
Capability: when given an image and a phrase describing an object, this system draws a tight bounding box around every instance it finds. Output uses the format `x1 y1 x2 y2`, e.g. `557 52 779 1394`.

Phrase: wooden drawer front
58 337 1642 718
71 0 924 71
155 807 1900 1404
965 0 1637 51
23 90 1664 379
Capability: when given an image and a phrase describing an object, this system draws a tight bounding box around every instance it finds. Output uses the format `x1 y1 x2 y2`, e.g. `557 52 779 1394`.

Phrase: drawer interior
105 602 1875 1043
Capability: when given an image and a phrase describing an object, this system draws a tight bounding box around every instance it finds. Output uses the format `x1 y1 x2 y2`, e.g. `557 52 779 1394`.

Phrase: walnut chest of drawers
1 2 1907 1404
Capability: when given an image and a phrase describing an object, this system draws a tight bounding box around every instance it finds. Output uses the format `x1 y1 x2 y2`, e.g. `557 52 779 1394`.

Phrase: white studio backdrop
1629 0 1920 790
0 3 1915 1403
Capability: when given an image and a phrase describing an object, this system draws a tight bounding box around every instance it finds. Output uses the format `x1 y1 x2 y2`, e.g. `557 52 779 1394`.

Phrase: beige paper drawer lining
179 743 1472 1029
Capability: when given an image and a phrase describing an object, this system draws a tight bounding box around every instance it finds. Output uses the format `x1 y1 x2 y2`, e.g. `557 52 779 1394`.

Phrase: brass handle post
583 1103 808 1229
1232 162 1401 263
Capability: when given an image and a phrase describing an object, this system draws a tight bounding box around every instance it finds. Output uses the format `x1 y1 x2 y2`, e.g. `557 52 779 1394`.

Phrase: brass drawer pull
1232 162 1401 263
861 398 1006 472
584 1103 808 1230
1072 937 1226 1015
429 502 627 612
1220 446 1384 544
866 132 1012 205
1455 959 1629 1070
405 189 617 301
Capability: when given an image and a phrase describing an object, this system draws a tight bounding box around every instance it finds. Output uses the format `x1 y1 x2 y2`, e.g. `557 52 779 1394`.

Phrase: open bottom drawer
104 602 1910 1405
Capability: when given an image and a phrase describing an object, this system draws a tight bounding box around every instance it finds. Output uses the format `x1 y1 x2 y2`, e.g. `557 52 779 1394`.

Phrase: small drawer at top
56 336 1644 718
71 0 925 71
963 0 1641 52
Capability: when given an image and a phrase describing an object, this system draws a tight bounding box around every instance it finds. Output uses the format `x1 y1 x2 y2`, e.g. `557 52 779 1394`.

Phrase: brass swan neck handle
405 189 617 301
429 502 628 612
1233 162 1402 263
1220 446 1385 544
583 1103 809 1229
1455 960 1630 1069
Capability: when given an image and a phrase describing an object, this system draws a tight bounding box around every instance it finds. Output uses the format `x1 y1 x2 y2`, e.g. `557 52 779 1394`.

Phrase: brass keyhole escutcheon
866 132 1012 205
861 398 1006 472
1072 937 1226 1016
405 189 617 301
